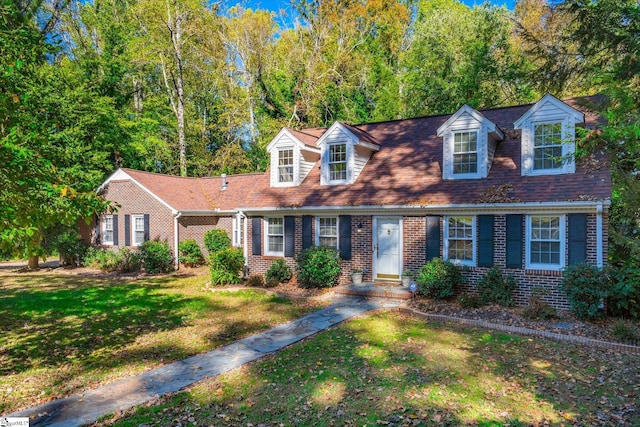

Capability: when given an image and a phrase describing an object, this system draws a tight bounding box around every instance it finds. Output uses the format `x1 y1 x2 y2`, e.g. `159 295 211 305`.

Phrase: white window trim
132 214 145 247
443 216 476 267
264 217 285 257
277 148 295 184
271 146 298 187
102 215 114 246
451 130 481 179
523 118 576 176
327 143 349 184
232 213 244 247
525 214 566 271
315 216 339 249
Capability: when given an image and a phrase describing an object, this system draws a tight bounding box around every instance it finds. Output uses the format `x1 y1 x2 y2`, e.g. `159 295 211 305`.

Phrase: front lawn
106 312 640 426
0 270 322 414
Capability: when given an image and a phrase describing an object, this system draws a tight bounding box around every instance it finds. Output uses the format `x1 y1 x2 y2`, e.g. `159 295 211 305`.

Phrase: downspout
240 210 248 277
174 212 182 270
596 203 603 268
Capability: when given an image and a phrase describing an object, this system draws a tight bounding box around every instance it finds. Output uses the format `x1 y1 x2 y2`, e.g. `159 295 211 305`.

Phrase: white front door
373 217 402 280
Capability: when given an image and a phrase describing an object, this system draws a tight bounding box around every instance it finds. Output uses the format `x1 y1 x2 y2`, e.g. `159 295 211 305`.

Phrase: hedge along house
94 94 611 309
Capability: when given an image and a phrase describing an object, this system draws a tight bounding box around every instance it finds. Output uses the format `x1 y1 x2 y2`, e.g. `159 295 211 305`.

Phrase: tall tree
402 0 535 116
131 0 222 176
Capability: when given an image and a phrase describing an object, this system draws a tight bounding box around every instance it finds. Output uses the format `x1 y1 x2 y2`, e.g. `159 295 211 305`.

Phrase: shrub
178 239 205 267
561 263 610 319
610 320 640 345
203 229 231 255
477 267 517 307
139 239 174 274
458 293 483 309
265 259 292 283
54 231 88 266
296 247 341 289
83 247 121 272
415 258 464 299
607 262 640 318
246 275 265 288
118 247 142 273
522 287 557 320
210 247 245 285
265 277 279 288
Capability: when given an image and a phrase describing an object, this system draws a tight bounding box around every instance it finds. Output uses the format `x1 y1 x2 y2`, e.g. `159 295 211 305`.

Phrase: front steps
334 282 413 300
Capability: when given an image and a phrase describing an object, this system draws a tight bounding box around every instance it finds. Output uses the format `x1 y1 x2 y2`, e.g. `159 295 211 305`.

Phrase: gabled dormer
267 128 321 187
514 94 585 176
437 105 504 180
316 122 380 186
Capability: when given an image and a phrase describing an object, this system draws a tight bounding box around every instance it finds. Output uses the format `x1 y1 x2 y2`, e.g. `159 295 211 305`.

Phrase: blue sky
226 0 517 14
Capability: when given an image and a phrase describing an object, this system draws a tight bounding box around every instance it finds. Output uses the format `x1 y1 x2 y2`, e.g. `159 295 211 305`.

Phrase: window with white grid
328 143 347 182
453 132 478 175
444 216 475 266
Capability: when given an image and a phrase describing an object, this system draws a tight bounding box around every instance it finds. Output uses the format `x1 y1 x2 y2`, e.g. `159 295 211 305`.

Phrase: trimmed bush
83 247 121 272
296 247 341 289
139 239 174 274
265 277 279 288
118 248 142 273
415 258 464 299
266 259 292 283
458 293 483 309
203 229 231 255
209 247 245 285
611 320 640 345
561 263 610 319
607 262 640 318
477 267 517 307
54 231 88 267
522 287 556 320
178 239 205 267
246 275 265 288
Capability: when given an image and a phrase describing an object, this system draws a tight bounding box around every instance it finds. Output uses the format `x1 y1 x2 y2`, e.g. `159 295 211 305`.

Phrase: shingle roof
115 96 611 213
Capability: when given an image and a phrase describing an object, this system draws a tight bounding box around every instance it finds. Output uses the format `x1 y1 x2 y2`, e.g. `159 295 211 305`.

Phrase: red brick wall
178 216 233 257
245 212 607 310
100 180 175 249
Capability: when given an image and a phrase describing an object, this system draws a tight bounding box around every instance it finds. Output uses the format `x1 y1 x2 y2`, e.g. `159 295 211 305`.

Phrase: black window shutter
477 215 494 267
252 217 262 256
302 216 313 250
143 214 150 241
95 215 101 244
112 214 119 246
425 216 441 261
124 214 131 246
506 214 523 268
284 216 295 257
568 213 587 265
339 215 352 260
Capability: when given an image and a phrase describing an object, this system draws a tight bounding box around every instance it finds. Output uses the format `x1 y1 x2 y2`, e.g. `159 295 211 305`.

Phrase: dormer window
267 128 321 187
453 131 478 175
533 123 562 171
515 94 585 177
278 149 294 183
329 143 347 182
437 105 503 180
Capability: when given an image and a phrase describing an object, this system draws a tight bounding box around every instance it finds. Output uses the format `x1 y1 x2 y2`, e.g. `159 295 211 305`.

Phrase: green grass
0 271 322 414
108 312 640 426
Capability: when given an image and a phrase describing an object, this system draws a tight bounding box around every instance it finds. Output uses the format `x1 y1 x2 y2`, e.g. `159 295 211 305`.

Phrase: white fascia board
237 200 610 216
267 128 320 154
316 122 357 147
177 209 236 216
97 168 177 214
437 105 504 140
514 94 585 129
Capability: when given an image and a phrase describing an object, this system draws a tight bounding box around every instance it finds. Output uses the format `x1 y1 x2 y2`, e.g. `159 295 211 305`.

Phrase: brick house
94 94 611 309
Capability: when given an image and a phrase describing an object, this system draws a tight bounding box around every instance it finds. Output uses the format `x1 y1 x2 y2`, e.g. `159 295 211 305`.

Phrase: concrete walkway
9 296 399 427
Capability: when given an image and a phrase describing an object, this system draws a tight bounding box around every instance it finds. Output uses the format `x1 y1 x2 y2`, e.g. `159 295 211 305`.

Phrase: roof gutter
237 200 611 216
177 209 236 216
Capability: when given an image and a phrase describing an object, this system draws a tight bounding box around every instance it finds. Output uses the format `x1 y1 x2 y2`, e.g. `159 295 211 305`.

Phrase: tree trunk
27 255 39 270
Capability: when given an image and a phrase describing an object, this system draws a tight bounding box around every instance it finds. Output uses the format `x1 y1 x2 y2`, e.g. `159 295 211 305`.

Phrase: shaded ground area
0 270 323 414
102 311 640 426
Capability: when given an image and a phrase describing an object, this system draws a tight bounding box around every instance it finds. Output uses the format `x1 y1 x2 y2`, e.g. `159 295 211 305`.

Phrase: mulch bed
408 297 640 346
